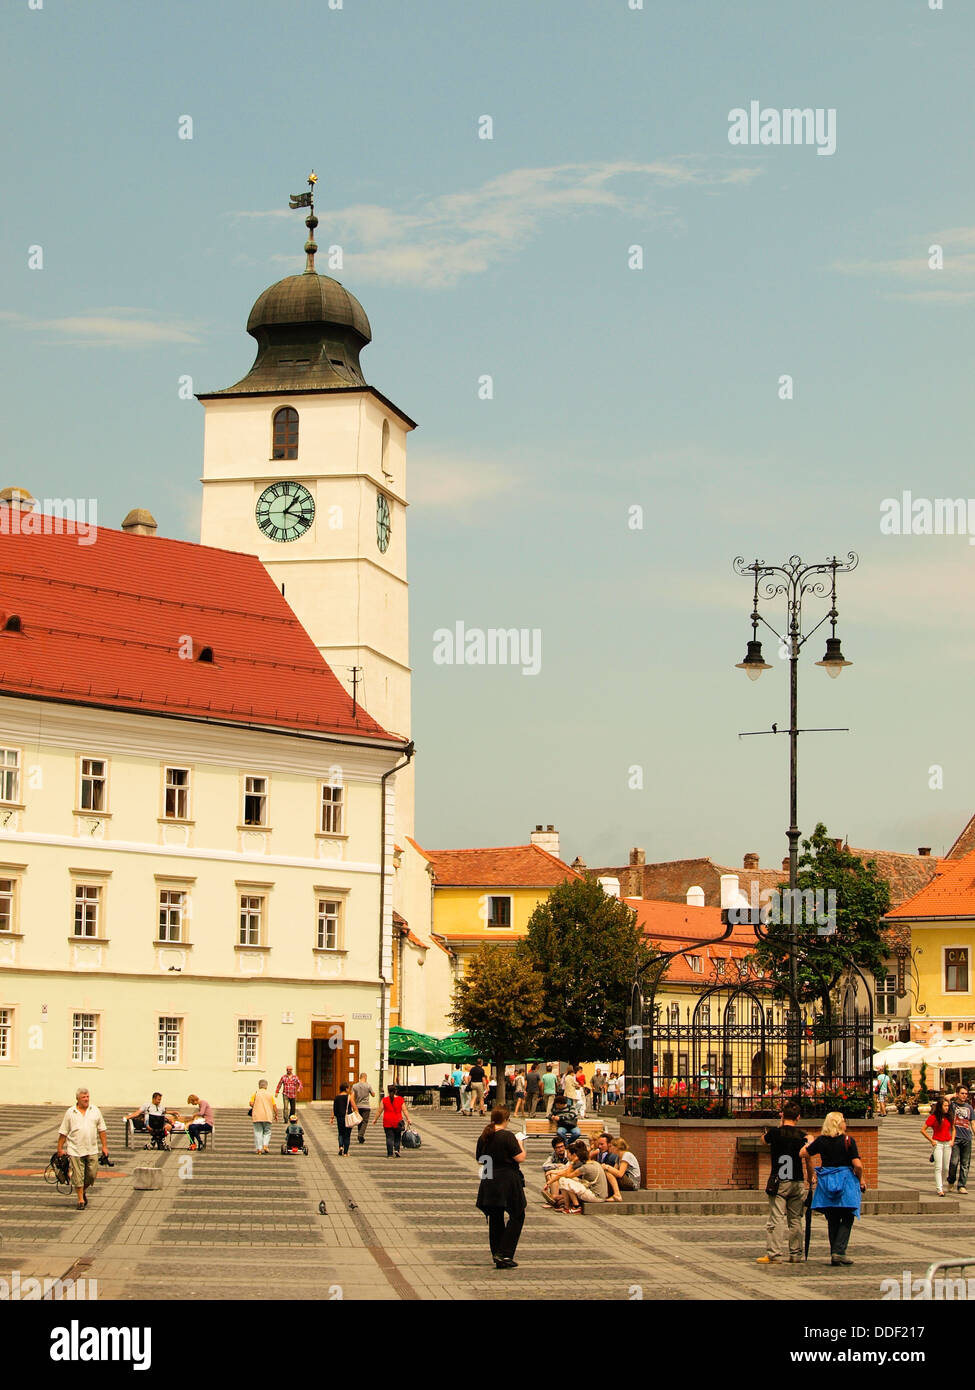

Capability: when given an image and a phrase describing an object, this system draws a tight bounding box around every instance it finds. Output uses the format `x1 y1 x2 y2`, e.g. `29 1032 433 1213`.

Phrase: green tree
523 877 658 1062
450 943 551 1106
748 822 892 1009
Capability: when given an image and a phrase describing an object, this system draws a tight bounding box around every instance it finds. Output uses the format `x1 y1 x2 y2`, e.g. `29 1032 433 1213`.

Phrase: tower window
272 407 299 461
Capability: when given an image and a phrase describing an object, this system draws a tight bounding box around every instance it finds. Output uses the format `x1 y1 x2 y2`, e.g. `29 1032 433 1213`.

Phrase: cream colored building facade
0 692 402 1106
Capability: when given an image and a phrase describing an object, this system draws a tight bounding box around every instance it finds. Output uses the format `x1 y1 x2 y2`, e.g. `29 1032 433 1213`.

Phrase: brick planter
619 1116 879 1190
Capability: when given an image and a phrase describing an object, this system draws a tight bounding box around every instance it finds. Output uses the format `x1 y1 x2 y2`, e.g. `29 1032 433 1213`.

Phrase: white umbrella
873 1042 925 1068
922 1039 975 1069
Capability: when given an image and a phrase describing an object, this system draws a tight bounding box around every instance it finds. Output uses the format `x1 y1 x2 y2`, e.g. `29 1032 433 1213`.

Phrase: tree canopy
748 822 892 1005
450 943 550 1099
523 877 658 1061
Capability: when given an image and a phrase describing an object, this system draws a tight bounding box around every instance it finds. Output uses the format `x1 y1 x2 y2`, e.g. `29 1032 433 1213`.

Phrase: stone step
584 1194 961 1217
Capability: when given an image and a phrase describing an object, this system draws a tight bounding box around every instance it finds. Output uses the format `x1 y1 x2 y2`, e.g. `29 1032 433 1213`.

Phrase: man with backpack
757 1100 808 1264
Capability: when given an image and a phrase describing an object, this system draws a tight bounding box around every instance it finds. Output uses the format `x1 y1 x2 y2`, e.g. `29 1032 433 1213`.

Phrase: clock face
255 482 315 542
376 493 391 553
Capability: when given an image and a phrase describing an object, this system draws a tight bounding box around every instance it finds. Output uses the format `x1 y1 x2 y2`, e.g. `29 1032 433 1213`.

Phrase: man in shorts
57 1087 109 1210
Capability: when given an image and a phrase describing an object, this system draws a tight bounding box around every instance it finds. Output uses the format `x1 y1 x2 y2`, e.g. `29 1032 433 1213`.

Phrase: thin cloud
410 451 521 514
242 159 760 288
0 308 200 345
833 230 975 303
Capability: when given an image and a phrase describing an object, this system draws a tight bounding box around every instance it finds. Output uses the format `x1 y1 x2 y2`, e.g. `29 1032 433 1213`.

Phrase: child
284 1115 305 1152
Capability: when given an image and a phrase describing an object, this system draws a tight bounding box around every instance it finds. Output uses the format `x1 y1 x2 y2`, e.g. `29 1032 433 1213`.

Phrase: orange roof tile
422 843 583 888
886 848 975 919
0 519 399 742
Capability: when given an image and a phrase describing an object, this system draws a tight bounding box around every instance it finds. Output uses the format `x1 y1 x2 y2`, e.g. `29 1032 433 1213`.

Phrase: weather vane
289 171 318 272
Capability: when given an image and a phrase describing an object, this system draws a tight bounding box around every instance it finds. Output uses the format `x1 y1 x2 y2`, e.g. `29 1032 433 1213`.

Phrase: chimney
918 847 931 857
530 824 560 859
743 852 759 870
0 486 36 512
629 848 646 866
720 873 746 909
686 885 705 908
122 508 158 537
570 855 587 872
598 876 621 899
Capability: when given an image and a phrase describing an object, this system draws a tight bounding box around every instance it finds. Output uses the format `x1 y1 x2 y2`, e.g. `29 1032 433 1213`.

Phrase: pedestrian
475 1107 527 1269
275 1064 303 1120
57 1087 109 1211
541 1064 558 1115
450 1063 464 1113
801 1111 866 1266
562 1066 579 1110
461 1068 473 1115
186 1094 214 1151
249 1079 277 1153
469 1059 487 1116
876 1067 890 1118
756 1100 808 1265
525 1063 541 1116
352 1073 375 1144
947 1085 973 1193
331 1082 354 1156
574 1065 587 1119
513 1069 526 1117
374 1084 412 1157
589 1069 601 1114
922 1095 955 1196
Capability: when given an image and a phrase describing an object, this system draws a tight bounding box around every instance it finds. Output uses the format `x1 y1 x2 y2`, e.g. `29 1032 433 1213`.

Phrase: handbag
346 1098 361 1128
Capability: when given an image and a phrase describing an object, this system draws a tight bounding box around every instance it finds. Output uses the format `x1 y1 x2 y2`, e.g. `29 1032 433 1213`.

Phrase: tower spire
289 171 318 273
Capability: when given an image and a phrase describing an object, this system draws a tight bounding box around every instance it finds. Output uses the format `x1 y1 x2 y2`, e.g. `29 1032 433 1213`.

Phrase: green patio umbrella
387 1026 450 1067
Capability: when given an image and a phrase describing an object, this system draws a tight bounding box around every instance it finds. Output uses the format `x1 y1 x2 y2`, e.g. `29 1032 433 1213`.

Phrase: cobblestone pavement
0 1105 970 1301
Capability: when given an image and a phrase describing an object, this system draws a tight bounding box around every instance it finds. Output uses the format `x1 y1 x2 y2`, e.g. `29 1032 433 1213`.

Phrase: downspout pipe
378 741 414 1100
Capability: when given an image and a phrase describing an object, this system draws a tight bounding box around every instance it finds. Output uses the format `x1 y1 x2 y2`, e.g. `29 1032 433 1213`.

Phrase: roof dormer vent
196 645 215 663
2 613 22 633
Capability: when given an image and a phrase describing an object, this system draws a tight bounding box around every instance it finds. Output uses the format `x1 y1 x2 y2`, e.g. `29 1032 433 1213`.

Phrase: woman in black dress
330 1082 353 1156
475 1107 527 1269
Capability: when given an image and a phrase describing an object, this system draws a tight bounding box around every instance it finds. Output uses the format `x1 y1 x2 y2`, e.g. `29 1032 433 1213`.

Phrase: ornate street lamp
734 553 858 1090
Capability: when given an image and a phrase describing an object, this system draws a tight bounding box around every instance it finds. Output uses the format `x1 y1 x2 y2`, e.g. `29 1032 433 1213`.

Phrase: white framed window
946 947 969 993
164 767 191 820
875 973 897 1017
687 954 703 973
73 883 101 938
71 1012 98 1064
320 782 344 834
243 775 268 827
80 757 107 812
239 894 266 946
237 1018 261 1066
0 879 15 933
158 889 187 943
0 1007 12 1060
157 1016 182 1065
316 898 341 951
486 895 511 928
0 749 21 804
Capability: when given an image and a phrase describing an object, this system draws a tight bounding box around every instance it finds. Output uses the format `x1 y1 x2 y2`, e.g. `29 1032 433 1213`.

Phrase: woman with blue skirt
801 1111 866 1266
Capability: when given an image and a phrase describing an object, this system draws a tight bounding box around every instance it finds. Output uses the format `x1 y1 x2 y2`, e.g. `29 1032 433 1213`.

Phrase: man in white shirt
57 1087 109 1210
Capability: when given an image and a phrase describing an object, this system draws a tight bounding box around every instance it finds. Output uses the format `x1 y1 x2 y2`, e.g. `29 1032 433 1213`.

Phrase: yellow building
0 500 410 1106
412 830 582 983
887 850 975 1049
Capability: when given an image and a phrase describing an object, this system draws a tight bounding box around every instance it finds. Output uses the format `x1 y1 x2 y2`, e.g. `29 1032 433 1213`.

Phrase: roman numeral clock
255 481 315 542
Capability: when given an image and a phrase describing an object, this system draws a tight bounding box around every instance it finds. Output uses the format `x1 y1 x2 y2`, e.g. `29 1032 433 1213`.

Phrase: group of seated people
540 1132 642 1211
125 1093 213 1150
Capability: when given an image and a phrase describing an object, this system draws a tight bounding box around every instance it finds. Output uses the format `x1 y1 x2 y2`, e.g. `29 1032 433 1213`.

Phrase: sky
2 0 974 871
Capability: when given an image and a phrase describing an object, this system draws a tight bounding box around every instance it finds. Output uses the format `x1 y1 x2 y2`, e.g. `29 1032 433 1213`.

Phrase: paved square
0 1105 966 1301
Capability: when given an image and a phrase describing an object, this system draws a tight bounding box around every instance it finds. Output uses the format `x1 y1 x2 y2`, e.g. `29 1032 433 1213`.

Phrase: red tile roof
886 849 975 919
418 843 582 888
625 899 760 984
0 519 397 741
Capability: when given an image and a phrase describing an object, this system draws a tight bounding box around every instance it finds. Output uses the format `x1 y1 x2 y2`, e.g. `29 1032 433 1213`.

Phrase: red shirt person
374 1085 413 1158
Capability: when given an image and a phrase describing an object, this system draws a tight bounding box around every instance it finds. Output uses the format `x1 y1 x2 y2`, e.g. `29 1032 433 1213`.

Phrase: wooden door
296 1038 313 1103
312 1022 343 1100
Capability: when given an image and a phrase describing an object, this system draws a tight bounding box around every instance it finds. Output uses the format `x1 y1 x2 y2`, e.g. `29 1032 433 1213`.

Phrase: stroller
280 1118 308 1155
145 1113 171 1151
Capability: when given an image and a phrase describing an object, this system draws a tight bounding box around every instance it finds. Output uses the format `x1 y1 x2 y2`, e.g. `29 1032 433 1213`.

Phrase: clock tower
198 184 416 831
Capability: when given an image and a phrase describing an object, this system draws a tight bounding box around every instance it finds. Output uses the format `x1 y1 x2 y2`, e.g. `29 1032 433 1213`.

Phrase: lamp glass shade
816 636 851 679
736 639 772 680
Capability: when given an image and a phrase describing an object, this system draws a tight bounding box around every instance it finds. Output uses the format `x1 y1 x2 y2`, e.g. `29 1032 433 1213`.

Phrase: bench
124 1118 214 1151
736 1134 771 1188
524 1117 606 1139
